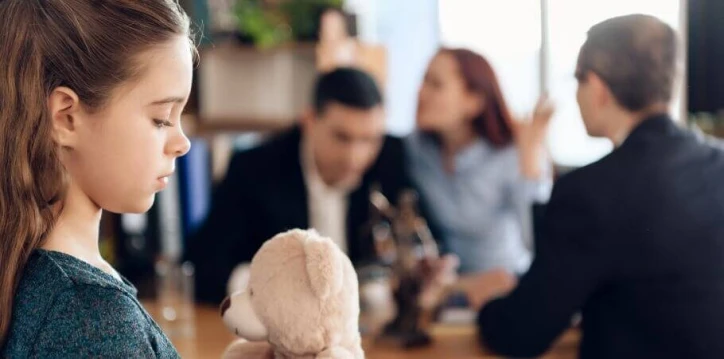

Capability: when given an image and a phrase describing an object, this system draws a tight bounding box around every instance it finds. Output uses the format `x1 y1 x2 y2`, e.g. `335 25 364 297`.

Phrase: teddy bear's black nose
220 297 231 317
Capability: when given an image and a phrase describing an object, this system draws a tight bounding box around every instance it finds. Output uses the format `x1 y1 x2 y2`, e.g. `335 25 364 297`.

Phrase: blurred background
96 0 724 300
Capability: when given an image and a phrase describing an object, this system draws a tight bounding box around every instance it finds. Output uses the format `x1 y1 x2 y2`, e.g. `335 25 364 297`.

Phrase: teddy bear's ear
303 233 344 300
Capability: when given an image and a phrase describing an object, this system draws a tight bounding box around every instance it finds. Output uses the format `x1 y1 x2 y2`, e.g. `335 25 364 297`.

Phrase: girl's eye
153 119 173 128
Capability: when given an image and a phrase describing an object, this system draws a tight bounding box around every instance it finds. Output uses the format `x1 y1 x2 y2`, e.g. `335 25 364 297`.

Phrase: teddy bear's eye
249 288 254 297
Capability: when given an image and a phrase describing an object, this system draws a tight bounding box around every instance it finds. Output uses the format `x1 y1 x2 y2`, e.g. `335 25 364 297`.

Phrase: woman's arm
509 94 556 252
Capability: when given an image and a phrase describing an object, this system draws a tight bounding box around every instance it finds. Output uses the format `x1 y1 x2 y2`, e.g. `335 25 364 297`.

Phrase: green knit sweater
2 250 179 358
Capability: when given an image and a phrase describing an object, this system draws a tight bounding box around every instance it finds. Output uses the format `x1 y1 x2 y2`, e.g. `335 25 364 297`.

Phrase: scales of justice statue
364 186 455 348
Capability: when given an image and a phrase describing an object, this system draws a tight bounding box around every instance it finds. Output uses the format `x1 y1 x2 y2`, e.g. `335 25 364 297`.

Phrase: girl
406 48 553 275
0 1 193 357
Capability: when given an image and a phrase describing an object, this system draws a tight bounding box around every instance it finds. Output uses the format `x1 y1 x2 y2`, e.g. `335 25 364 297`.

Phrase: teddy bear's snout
220 296 231 317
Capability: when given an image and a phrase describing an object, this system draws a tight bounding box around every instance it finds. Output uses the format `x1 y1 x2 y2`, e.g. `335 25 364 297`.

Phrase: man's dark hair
313 67 383 115
576 14 678 112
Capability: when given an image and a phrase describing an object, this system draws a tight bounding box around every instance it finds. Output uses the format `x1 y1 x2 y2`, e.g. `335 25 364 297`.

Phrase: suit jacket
186 127 437 304
478 114 724 359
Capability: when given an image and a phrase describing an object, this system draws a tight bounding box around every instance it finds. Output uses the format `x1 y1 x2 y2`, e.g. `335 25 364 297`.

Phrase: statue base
377 325 432 349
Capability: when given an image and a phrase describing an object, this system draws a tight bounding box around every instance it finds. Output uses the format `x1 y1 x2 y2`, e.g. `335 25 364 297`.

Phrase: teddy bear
219 229 365 359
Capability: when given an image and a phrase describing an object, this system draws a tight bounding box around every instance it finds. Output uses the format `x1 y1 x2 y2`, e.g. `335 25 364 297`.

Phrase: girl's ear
48 86 82 149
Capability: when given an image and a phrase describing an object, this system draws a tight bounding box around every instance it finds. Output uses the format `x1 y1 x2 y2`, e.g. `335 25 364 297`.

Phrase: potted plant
233 0 344 49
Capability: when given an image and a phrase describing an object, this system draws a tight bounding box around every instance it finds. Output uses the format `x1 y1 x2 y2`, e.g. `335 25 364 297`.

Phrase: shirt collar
414 132 493 173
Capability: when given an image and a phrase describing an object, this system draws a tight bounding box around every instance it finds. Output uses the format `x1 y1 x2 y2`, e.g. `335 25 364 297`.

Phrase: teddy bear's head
221 229 364 359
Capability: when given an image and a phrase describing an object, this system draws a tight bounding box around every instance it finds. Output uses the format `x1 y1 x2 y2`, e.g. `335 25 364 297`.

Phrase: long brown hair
441 48 515 147
0 0 192 346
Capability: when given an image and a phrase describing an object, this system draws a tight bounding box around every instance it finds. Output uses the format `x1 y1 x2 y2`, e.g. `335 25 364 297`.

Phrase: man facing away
465 14 724 359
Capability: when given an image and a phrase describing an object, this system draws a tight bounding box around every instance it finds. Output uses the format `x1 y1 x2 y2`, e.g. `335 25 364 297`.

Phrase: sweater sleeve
30 285 179 359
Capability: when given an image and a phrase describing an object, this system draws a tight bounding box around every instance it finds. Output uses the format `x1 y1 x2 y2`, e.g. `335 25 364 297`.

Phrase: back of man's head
313 67 383 115
577 14 678 112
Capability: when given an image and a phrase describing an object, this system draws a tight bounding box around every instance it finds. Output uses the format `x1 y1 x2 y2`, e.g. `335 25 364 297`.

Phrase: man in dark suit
187 68 439 304
463 14 724 359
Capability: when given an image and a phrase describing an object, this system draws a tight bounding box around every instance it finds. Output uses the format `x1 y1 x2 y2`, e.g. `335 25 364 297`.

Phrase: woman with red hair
407 48 553 275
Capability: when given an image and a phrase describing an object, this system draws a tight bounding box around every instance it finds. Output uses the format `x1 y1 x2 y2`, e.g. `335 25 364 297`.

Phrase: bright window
439 0 542 115
439 0 684 167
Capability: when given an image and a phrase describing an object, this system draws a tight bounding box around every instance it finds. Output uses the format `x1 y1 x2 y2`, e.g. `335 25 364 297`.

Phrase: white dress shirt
300 137 352 253
227 136 356 295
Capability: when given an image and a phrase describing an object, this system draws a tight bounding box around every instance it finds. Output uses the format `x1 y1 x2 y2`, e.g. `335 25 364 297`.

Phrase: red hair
441 48 514 147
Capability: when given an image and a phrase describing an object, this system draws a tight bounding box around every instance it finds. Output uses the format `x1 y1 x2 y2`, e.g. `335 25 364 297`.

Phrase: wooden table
142 303 580 359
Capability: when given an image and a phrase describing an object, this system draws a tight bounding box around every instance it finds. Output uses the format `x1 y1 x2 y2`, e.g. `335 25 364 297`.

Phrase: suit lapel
270 128 309 230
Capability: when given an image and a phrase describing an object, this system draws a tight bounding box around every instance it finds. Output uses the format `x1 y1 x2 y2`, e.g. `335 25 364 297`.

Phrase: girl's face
52 36 193 213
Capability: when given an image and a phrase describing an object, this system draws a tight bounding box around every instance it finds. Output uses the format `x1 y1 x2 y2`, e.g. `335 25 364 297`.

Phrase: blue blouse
406 132 552 274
